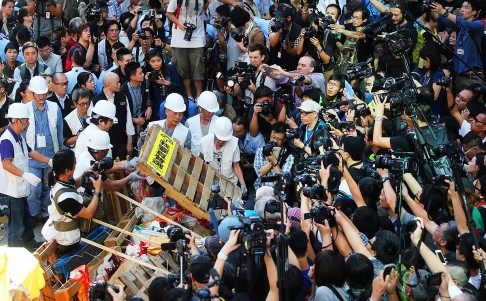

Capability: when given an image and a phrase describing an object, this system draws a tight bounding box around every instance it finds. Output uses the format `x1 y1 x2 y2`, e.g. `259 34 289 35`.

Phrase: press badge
277 51 281 58
457 48 464 55
37 135 46 148
45 11 50 19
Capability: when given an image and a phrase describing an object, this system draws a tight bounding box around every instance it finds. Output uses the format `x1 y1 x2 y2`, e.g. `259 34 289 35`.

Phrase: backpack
63 0 80 24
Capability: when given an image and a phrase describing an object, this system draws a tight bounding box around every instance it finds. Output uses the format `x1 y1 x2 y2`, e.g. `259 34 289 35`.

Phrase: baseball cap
274 3 295 18
204 235 223 256
189 255 213 283
297 100 320 113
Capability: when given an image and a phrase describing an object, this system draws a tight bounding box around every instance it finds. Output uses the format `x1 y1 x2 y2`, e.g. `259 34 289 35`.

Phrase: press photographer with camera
166 0 206 101
254 121 295 189
98 20 131 70
291 100 327 157
229 6 266 57
26 0 63 39
131 27 156 68
268 3 303 71
63 88 90 149
265 55 325 108
431 0 484 93
248 86 286 141
41 149 103 253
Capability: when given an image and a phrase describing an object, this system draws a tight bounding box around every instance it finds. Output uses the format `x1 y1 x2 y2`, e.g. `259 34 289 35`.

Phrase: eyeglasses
77 102 90 107
233 129 244 135
53 81 68 86
456 95 468 102
472 116 486 126
351 15 362 20
271 135 285 142
39 48 51 54
327 81 340 88
108 29 120 33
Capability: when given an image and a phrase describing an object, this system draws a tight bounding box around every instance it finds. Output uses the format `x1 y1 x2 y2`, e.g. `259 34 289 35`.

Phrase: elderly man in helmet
200 117 247 195
26 76 63 225
140 93 192 149
185 91 219 156
0 103 52 248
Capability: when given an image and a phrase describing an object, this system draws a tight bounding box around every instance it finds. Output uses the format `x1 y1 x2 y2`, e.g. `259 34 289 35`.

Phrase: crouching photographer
41 149 103 255
254 122 295 190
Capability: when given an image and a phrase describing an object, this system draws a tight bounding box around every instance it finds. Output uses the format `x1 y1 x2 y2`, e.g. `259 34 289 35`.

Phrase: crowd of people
0 0 486 300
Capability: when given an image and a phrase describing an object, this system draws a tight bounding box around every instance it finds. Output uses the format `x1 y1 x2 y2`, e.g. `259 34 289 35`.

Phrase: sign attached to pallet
147 130 177 178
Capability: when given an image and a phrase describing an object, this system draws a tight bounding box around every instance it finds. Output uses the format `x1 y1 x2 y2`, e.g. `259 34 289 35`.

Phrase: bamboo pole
114 192 203 239
91 218 166 247
80 237 169 275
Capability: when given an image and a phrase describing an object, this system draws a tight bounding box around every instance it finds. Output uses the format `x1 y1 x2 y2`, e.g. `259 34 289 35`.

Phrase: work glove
48 158 53 168
241 184 248 197
124 157 140 171
22 172 41 186
127 170 144 182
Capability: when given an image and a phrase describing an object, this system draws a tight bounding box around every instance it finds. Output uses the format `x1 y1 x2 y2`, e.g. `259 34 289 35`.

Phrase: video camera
375 155 417 173
88 281 119 301
303 183 327 201
228 216 266 256
344 61 373 82
85 0 102 22
221 61 256 91
373 75 417 116
361 13 392 38
381 32 414 56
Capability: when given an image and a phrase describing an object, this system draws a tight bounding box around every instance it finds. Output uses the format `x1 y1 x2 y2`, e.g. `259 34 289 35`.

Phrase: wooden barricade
138 125 242 221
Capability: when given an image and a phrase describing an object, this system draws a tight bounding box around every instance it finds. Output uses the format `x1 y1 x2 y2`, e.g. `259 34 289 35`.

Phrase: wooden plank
200 168 216 210
186 175 199 200
137 163 210 220
173 150 192 191
192 157 204 181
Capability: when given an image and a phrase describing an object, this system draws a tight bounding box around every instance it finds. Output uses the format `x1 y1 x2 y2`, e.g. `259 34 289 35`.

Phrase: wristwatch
381 176 390 184
94 191 102 198
443 11 449 17
217 252 228 261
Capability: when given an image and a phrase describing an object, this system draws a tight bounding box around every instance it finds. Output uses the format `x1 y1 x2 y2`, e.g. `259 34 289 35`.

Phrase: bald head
104 72 120 93
52 73 67 82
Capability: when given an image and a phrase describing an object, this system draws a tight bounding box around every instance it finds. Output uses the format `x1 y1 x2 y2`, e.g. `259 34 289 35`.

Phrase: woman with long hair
72 72 96 98
41 149 102 254
14 80 33 104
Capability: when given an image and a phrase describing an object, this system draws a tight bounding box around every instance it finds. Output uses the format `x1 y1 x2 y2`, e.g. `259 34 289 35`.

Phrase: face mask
215 108 224 116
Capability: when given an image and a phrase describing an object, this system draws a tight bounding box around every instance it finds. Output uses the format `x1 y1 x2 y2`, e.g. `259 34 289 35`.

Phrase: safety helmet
92 100 118 124
213 117 233 141
87 130 113 151
197 91 219 113
28 76 48 94
6 103 29 119
164 93 186 112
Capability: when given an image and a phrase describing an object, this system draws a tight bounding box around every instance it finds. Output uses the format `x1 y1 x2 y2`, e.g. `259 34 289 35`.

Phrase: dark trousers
7 195 35 247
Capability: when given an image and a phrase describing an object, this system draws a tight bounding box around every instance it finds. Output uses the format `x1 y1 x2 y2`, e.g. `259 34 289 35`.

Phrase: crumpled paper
95 254 122 282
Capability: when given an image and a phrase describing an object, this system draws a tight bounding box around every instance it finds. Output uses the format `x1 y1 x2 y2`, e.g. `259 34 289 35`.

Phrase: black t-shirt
344 23 374 64
58 197 84 217
268 22 302 71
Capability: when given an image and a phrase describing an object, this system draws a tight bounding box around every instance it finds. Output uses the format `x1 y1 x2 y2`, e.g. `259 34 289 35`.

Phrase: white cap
28 76 48 94
92 100 118 124
297 100 320 113
197 91 219 113
87 131 112 150
165 93 186 112
213 117 233 141
6 103 29 119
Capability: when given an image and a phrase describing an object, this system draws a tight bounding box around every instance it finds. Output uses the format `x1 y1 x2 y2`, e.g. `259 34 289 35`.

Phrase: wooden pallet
138 125 242 221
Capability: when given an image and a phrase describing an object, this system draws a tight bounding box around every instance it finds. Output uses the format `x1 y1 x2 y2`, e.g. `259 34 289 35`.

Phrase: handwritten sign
147 130 176 178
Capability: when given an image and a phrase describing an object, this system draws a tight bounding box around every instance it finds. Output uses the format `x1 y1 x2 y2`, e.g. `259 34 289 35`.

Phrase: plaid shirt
108 0 122 20
253 146 294 188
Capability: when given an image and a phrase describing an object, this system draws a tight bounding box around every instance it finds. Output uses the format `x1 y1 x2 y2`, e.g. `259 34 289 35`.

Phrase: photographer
27 0 63 39
41 149 102 253
268 3 303 71
254 121 295 189
265 55 325 108
63 88 90 149
291 100 327 157
229 6 265 59
233 43 276 107
248 86 286 141
131 27 154 68
166 0 206 101
431 0 484 93
98 20 130 70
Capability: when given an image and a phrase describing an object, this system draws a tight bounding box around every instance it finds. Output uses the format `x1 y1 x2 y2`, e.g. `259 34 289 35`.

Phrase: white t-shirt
459 120 486 143
167 0 206 48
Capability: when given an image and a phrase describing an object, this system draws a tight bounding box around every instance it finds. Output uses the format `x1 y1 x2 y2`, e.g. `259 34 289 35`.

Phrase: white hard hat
164 93 186 113
6 103 29 119
197 91 219 113
213 117 233 141
92 100 118 124
87 131 112 150
28 76 48 94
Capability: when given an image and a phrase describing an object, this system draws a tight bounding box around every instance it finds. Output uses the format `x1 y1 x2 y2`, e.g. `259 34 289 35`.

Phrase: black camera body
89 281 119 301
402 220 418 233
81 171 99 195
183 23 197 41
432 175 452 187
271 18 289 32
147 71 162 81
375 156 417 173
294 173 315 187
229 216 266 256
138 29 148 40
227 61 256 90
337 121 356 132
318 15 334 31
304 26 317 39
286 128 299 140
316 151 339 168
91 157 114 172
207 194 228 210
258 100 272 116
303 183 327 201
214 17 230 30
304 205 336 226
345 62 373 81
262 141 276 157
436 76 451 87
290 74 306 86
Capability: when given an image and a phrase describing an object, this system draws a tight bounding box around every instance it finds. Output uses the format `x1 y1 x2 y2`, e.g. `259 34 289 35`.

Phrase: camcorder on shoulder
228 216 266 256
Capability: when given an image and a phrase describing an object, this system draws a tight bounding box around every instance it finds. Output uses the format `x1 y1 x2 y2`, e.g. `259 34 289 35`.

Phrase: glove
241 184 248 197
22 172 41 186
127 170 144 182
124 157 140 171
48 158 53 167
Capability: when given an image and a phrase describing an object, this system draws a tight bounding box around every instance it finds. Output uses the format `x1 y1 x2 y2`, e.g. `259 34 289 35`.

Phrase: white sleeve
125 97 135 135
458 120 472 137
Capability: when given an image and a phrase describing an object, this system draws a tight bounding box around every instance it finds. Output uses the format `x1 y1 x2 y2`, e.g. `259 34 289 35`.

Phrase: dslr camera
90 157 114 172
89 281 119 301
258 100 272 116
262 141 276 156
214 17 230 31
436 76 451 87
137 29 147 40
316 151 339 168
286 128 299 140
147 71 162 81
318 15 335 30
271 18 289 32
229 216 266 256
183 23 197 41
81 171 100 195
303 183 327 201
304 205 336 226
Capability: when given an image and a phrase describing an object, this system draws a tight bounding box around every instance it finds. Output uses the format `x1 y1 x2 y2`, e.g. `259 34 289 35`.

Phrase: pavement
0 215 45 249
